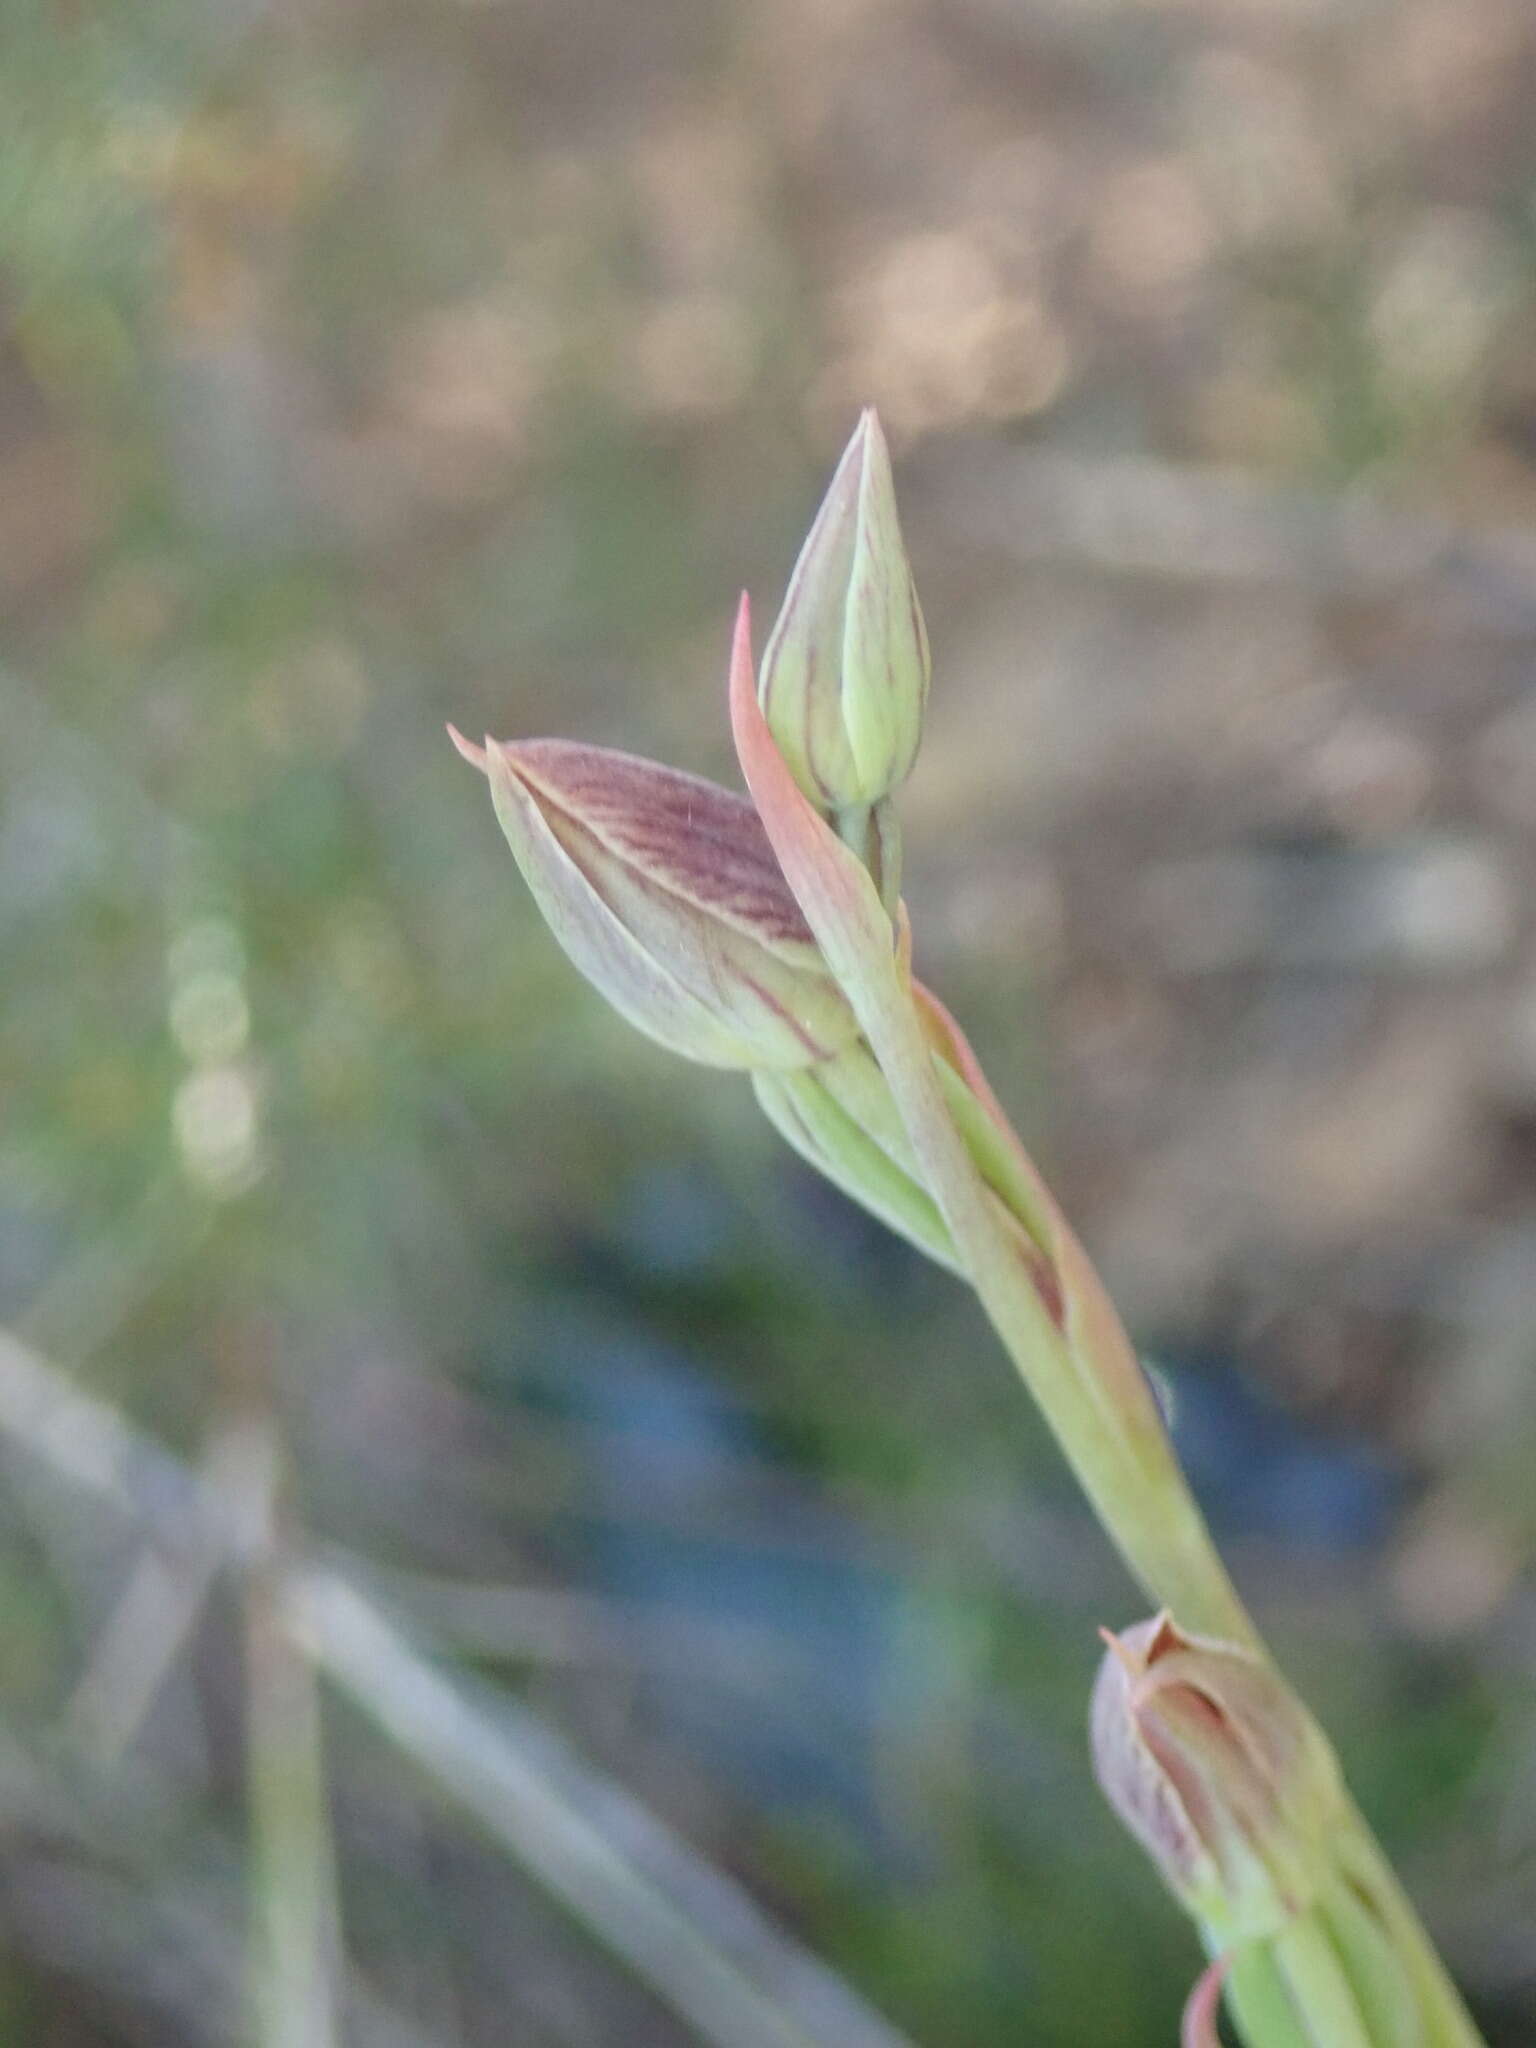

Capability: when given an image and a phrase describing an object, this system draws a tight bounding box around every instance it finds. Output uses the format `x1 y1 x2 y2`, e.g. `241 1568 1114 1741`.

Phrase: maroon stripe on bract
508 739 815 946
735 969 827 1060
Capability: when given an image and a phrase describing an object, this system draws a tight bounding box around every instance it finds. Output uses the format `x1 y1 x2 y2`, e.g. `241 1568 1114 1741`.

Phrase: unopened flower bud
451 728 859 1071
1091 1615 1344 1944
759 408 930 812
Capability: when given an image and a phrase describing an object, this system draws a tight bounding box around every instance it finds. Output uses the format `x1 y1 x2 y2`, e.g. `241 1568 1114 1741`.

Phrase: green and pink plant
453 411 1485 2048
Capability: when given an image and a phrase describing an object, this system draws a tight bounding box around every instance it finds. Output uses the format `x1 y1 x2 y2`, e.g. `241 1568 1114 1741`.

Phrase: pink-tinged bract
1090 1615 1343 1942
451 726 859 1071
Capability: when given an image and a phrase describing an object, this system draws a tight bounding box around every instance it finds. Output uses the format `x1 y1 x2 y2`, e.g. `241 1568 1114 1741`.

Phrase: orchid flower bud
450 728 859 1071
1090 1615 1344 1945
759 409 930 815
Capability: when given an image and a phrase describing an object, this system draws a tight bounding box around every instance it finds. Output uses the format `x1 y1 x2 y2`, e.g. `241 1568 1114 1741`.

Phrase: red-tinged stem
728 594 1487 2048
1184 1955 1230 2048
729 595 1250 1641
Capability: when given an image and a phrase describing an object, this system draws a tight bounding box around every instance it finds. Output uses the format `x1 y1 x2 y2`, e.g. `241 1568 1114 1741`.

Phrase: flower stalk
453 412 1486 2048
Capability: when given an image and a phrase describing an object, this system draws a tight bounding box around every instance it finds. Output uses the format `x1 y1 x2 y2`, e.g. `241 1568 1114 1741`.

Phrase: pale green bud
450 728 859 1071
759 409 930 812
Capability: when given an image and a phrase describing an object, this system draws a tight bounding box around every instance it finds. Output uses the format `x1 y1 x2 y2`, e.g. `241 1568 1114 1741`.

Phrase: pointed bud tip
758 405 928 810
1097 1624 1141 1678
856 403 891 464
447 723 489 772
728 592 756 730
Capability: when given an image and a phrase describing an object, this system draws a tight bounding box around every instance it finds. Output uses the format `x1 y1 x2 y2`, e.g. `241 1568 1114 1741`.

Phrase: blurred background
4 0 1536 2041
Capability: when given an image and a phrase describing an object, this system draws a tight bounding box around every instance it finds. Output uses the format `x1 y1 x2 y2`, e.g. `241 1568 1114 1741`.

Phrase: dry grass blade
0 1328 919 2048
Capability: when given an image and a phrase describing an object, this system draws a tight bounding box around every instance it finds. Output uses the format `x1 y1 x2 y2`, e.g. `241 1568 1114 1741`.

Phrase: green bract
752 1045 961 1274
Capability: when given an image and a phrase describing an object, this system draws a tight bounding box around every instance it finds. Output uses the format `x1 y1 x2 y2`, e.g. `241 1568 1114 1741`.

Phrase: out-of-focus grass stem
245 1443 344 2048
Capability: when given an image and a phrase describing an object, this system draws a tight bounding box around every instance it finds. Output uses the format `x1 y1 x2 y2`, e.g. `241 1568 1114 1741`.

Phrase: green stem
1272 1914 1376 2048
1225 1943 1312 2048
1334 1804 1489 2048
833 799 902 919
834 936 1485 2047
847 934 1251 1638
730 640 1485 2048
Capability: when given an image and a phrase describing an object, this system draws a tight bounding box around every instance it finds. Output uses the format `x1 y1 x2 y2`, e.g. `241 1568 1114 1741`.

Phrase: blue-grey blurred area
3 0 1535 2041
